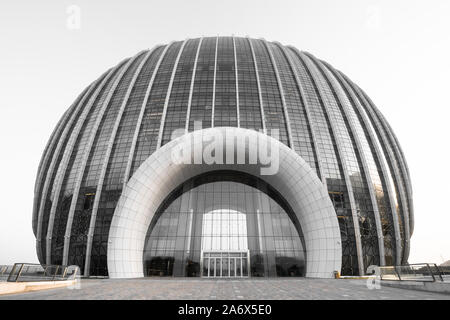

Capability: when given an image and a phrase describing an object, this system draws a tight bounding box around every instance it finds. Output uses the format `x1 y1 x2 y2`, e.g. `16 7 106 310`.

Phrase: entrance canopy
142 174 306 277
107 127 342 278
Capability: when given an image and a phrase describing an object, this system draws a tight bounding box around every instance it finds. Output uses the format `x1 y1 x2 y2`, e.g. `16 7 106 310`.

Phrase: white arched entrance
107 127 342 278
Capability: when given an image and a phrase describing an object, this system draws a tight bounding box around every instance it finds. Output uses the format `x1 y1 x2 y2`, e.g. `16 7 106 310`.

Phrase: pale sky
0 0 449 265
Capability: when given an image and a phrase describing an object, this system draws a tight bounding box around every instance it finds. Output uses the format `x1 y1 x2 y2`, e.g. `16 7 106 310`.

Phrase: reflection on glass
143 171 306 277
202 210 248 251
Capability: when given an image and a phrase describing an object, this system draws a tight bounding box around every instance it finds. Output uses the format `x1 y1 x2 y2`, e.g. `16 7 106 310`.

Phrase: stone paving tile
1 278 449 300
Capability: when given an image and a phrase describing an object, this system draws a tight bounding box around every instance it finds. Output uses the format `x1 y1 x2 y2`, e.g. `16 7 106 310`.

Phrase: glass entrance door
202 251 249 278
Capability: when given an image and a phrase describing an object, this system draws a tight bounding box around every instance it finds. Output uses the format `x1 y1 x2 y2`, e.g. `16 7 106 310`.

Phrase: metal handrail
435 264 445 281
378 263 448 282
427 264 436 282
0 265 14 280
6 263 80 283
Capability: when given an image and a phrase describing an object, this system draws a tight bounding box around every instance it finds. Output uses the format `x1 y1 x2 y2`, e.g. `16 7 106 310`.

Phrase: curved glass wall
34 37 413 277
143 171 306 277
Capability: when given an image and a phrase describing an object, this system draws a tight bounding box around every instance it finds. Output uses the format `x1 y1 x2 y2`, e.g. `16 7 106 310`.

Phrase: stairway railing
6 263 79 282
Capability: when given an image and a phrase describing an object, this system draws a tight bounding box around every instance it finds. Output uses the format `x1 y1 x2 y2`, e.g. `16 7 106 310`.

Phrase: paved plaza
1 278 449 300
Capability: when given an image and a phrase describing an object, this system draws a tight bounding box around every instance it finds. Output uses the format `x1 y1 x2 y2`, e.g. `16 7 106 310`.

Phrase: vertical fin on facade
122 43 173 188
185 38 204 133
276 43 326 185
83 48 159 276
157 40 189 149
263 39 294 150
247 37 267 133
334 70 403 265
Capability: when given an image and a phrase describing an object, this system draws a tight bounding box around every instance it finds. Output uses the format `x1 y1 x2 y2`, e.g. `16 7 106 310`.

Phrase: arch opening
107 127 341 278
143 171 306 277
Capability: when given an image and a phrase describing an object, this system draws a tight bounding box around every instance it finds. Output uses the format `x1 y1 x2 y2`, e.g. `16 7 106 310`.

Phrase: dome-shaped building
33 36 413 278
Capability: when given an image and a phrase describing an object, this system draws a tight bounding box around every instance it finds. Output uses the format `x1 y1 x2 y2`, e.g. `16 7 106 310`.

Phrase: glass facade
33 37 413 277
143 172 306 277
